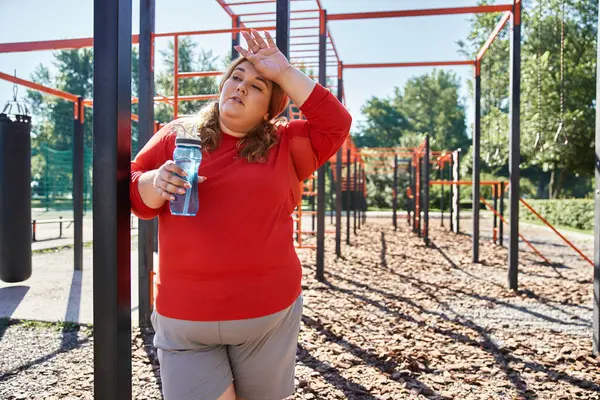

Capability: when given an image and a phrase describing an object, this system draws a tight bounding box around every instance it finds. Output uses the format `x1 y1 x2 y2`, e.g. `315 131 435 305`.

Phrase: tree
394 70 469 151
353 69 468 152
458 0 598 198
155 37 219 122
354 97 408 148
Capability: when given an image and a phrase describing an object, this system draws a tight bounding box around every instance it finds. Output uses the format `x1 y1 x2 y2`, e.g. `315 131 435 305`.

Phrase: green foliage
393 70 470 151
354 97 407 148
24 42 217 211
155 38 219 122
519 199 594 231
354 69 468 152
459 0 598 198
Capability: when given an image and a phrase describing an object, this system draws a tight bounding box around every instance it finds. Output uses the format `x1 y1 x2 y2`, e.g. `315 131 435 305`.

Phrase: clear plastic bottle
170 137 202 216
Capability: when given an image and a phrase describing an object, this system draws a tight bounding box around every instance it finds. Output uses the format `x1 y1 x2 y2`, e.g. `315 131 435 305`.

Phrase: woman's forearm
137 170 166 209
275 66 317 109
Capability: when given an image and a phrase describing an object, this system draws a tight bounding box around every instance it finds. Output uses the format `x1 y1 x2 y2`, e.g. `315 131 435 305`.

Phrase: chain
558 0 568 144
560 0 564 123
535 0 543 148
12 69 18 101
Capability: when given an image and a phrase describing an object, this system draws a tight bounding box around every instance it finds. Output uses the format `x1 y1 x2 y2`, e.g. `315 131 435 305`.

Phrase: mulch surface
1 218 598 399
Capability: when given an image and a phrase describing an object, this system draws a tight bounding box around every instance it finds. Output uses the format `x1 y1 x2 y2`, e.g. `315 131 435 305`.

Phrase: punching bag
0 112 32 283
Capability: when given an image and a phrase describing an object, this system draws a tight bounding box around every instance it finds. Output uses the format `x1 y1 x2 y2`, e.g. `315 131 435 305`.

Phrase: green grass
0 317 91 333
520 218 593 236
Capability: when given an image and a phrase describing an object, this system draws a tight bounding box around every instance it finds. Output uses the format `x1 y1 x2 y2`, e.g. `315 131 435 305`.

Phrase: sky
0 0 487 134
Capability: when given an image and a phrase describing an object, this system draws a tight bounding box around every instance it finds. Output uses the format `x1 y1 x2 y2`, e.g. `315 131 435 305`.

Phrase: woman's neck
219 120 247 138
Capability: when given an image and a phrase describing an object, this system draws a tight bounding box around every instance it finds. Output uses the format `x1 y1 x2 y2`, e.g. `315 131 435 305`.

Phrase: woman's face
219 61 273 135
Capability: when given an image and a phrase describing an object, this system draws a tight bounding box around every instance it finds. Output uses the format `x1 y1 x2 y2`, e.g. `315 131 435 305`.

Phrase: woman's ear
263 114 269 121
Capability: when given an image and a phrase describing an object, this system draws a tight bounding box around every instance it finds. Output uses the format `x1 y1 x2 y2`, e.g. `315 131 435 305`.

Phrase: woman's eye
232 76 241 81
252 85 262 91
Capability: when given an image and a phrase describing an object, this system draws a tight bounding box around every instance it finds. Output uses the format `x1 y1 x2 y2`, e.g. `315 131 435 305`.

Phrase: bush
518 199 594 232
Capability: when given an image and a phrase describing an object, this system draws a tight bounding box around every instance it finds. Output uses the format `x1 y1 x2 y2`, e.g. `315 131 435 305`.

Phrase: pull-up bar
327 4 514 21
344 61 474 69
0 27 275 53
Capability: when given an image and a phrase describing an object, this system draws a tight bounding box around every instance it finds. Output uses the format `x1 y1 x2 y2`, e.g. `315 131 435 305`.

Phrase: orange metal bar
170 94 220 101
344 61 474 69
153 26 276 38
292 49 336 54
327 5 514 21
291 42 320 46
480 197 551 264
177 71 223 78
291 56 337 60
238 10 319 17
291 26 320 31
224 0 314 4
244 17 319 23
477 11 511 61
429 180 505 186
79 100 85 123
0 71 79 102
514 0 522 25
519 198 594 266
0 35 140 53
224 0 274 5
328 30 340 63
174 35 179 119
216 0 236 18
290 35 320 39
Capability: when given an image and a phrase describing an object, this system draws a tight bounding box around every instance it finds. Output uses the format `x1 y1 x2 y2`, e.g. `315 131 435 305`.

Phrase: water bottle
170 137 202 216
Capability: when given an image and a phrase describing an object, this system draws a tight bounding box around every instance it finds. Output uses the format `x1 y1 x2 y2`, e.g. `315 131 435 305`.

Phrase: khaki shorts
151 295 303 400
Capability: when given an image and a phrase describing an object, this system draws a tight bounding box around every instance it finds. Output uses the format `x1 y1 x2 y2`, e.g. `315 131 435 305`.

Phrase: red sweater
130 84 351 321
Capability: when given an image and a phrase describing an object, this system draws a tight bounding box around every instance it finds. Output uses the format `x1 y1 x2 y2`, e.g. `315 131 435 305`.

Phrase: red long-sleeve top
130 84 351 321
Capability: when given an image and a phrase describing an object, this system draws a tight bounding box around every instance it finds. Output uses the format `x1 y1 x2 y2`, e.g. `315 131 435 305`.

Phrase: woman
130 29 352 400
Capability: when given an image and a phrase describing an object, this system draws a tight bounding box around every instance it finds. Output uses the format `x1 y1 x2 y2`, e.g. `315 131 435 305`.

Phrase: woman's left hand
235 30 291 84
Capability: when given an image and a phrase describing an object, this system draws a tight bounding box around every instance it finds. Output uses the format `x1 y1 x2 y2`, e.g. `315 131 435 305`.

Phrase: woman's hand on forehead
235 29 291 84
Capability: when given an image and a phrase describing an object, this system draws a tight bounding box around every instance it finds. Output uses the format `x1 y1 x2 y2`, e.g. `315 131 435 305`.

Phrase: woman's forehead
235 61 271 86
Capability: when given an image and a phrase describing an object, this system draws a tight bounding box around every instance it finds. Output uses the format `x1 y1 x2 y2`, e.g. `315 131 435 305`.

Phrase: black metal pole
423 135 430 245
346 148 351 245
392 155 398 230
499 182 505 247
353 159 358 236
449 157 454 232
276 0 290 120
418 154 422 237
335 148 342 257
440 163 444 227
493 183 498 245
315 8 326 281
361 167 366 224
473 62 481 263
311 189 315 231
93 0 132 398
412 157 417 233
276 1 290 58
454 149 461 234
592 0 600 357
407 161 412 226
138 0 155 329
329 166 335 225
508 3 522 290
73 97 84 272
231 15 240 61
357 166 362 230
335 74 343 257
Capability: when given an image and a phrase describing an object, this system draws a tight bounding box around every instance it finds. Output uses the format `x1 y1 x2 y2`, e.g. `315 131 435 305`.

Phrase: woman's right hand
153 160 207 201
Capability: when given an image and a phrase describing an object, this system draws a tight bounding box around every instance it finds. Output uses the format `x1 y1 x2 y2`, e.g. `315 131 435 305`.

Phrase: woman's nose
236 83 247 95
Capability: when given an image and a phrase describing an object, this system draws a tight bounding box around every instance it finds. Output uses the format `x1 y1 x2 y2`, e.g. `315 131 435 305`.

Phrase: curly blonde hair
179 57 289 163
